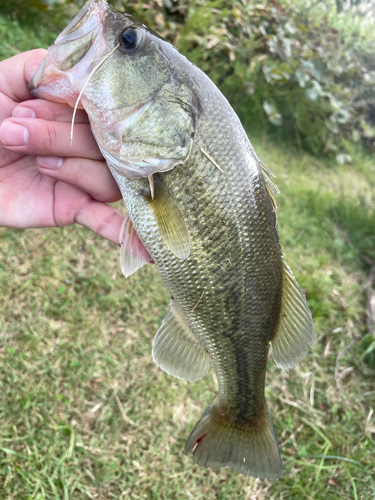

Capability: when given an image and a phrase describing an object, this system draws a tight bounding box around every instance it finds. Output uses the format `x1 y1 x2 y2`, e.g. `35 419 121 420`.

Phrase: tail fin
184 403 282 479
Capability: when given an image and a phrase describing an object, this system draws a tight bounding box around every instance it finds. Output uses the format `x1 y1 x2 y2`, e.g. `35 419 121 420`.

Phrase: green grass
0 138 374 499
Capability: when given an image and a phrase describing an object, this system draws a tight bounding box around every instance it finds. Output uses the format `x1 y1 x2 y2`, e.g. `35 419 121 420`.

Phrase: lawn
0 12 374 500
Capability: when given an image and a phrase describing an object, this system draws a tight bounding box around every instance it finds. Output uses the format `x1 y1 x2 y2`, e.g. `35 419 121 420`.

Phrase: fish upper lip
29 24 109 104
55 0 109 44
29 0 109 96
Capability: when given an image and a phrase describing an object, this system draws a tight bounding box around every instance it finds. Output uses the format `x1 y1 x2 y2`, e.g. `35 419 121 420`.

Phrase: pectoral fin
270 260 315 370
148 175 190 259
152 300 209 382
119 214 153 278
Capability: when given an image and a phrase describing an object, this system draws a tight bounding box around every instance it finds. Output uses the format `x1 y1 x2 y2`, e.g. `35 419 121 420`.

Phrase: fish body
30 0 315 478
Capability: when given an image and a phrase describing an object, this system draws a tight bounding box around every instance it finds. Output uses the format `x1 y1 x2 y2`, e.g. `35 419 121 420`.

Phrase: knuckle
96 212 117 239
44 122 59 150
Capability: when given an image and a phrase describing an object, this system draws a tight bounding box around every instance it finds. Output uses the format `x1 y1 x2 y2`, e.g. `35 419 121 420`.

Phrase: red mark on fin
194 434 207 450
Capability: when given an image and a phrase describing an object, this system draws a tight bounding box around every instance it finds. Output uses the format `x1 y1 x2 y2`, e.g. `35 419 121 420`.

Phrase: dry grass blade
200 147 225 174
192 290 205 312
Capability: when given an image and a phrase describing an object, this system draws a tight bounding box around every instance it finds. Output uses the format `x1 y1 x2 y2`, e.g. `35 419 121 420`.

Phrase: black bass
30 0 315 479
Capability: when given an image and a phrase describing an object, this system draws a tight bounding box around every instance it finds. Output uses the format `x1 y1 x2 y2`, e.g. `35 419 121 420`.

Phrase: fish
29 0 315 479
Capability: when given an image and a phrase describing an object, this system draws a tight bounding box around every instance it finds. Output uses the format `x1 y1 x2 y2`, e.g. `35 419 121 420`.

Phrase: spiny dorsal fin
152 300 209 382
270 260 315 370
259 159 280 211
119 214 153 278
148 175 190 259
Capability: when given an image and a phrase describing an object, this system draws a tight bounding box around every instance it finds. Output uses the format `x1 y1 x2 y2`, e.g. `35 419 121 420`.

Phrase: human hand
0 49 123 246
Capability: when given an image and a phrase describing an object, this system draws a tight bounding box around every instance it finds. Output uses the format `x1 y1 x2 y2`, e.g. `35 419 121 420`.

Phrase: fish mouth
29 0 110 106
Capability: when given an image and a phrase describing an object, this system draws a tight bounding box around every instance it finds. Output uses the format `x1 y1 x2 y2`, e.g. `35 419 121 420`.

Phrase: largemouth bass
29 0 315 479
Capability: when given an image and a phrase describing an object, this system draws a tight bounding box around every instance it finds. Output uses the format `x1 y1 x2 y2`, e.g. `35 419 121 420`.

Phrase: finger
54 182 124 246
0 145 25 169
12 100 89 124
0 92 18 122
0 49 47 103
0 50 47 121
0 117 102 160
76 201 125 247
36 156 121 203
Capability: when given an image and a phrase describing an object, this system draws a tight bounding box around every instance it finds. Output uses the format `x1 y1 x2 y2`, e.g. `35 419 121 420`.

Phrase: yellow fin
259 159 280 211
152 300 209 382
184 402 282 479
148 175 190 259
270 260 315 370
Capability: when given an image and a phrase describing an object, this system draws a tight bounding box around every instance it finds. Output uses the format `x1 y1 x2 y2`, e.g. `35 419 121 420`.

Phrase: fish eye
120 28 137 51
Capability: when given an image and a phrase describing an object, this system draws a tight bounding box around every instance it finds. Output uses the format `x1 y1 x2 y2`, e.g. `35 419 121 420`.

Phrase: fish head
30 0 197 178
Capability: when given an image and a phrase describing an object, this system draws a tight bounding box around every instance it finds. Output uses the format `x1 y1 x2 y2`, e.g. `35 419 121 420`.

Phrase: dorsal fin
270 260 315 370
152 300 210 382
259 159 280 211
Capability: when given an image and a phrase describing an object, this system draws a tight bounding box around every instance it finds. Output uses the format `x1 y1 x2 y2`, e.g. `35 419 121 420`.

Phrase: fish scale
29 0 315 478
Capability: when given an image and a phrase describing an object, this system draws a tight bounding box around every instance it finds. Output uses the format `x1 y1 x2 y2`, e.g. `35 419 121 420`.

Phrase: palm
0 150 90 228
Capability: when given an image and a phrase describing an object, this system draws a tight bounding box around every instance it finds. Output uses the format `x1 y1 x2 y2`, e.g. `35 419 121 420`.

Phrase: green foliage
0 0 50 21
0 0 77 59
0 0 68 32
179 0 375 158
0 16 56 59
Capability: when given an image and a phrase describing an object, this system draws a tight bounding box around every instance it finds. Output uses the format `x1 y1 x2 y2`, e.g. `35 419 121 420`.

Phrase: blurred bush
0 0 68 30
0 0 73 58
2 0 375 160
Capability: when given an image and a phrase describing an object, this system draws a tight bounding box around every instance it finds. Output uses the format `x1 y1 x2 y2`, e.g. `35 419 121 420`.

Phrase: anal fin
152 300 209 382
119 214 153 278
270 260 315 370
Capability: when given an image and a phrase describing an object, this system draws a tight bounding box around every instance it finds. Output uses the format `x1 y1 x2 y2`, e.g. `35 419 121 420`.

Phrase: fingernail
12 106 36 119
36 156 64 170
0 121 29 146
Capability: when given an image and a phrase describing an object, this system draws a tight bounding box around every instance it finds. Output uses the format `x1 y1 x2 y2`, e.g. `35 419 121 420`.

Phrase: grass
0 139 374 499
0 11 375 500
